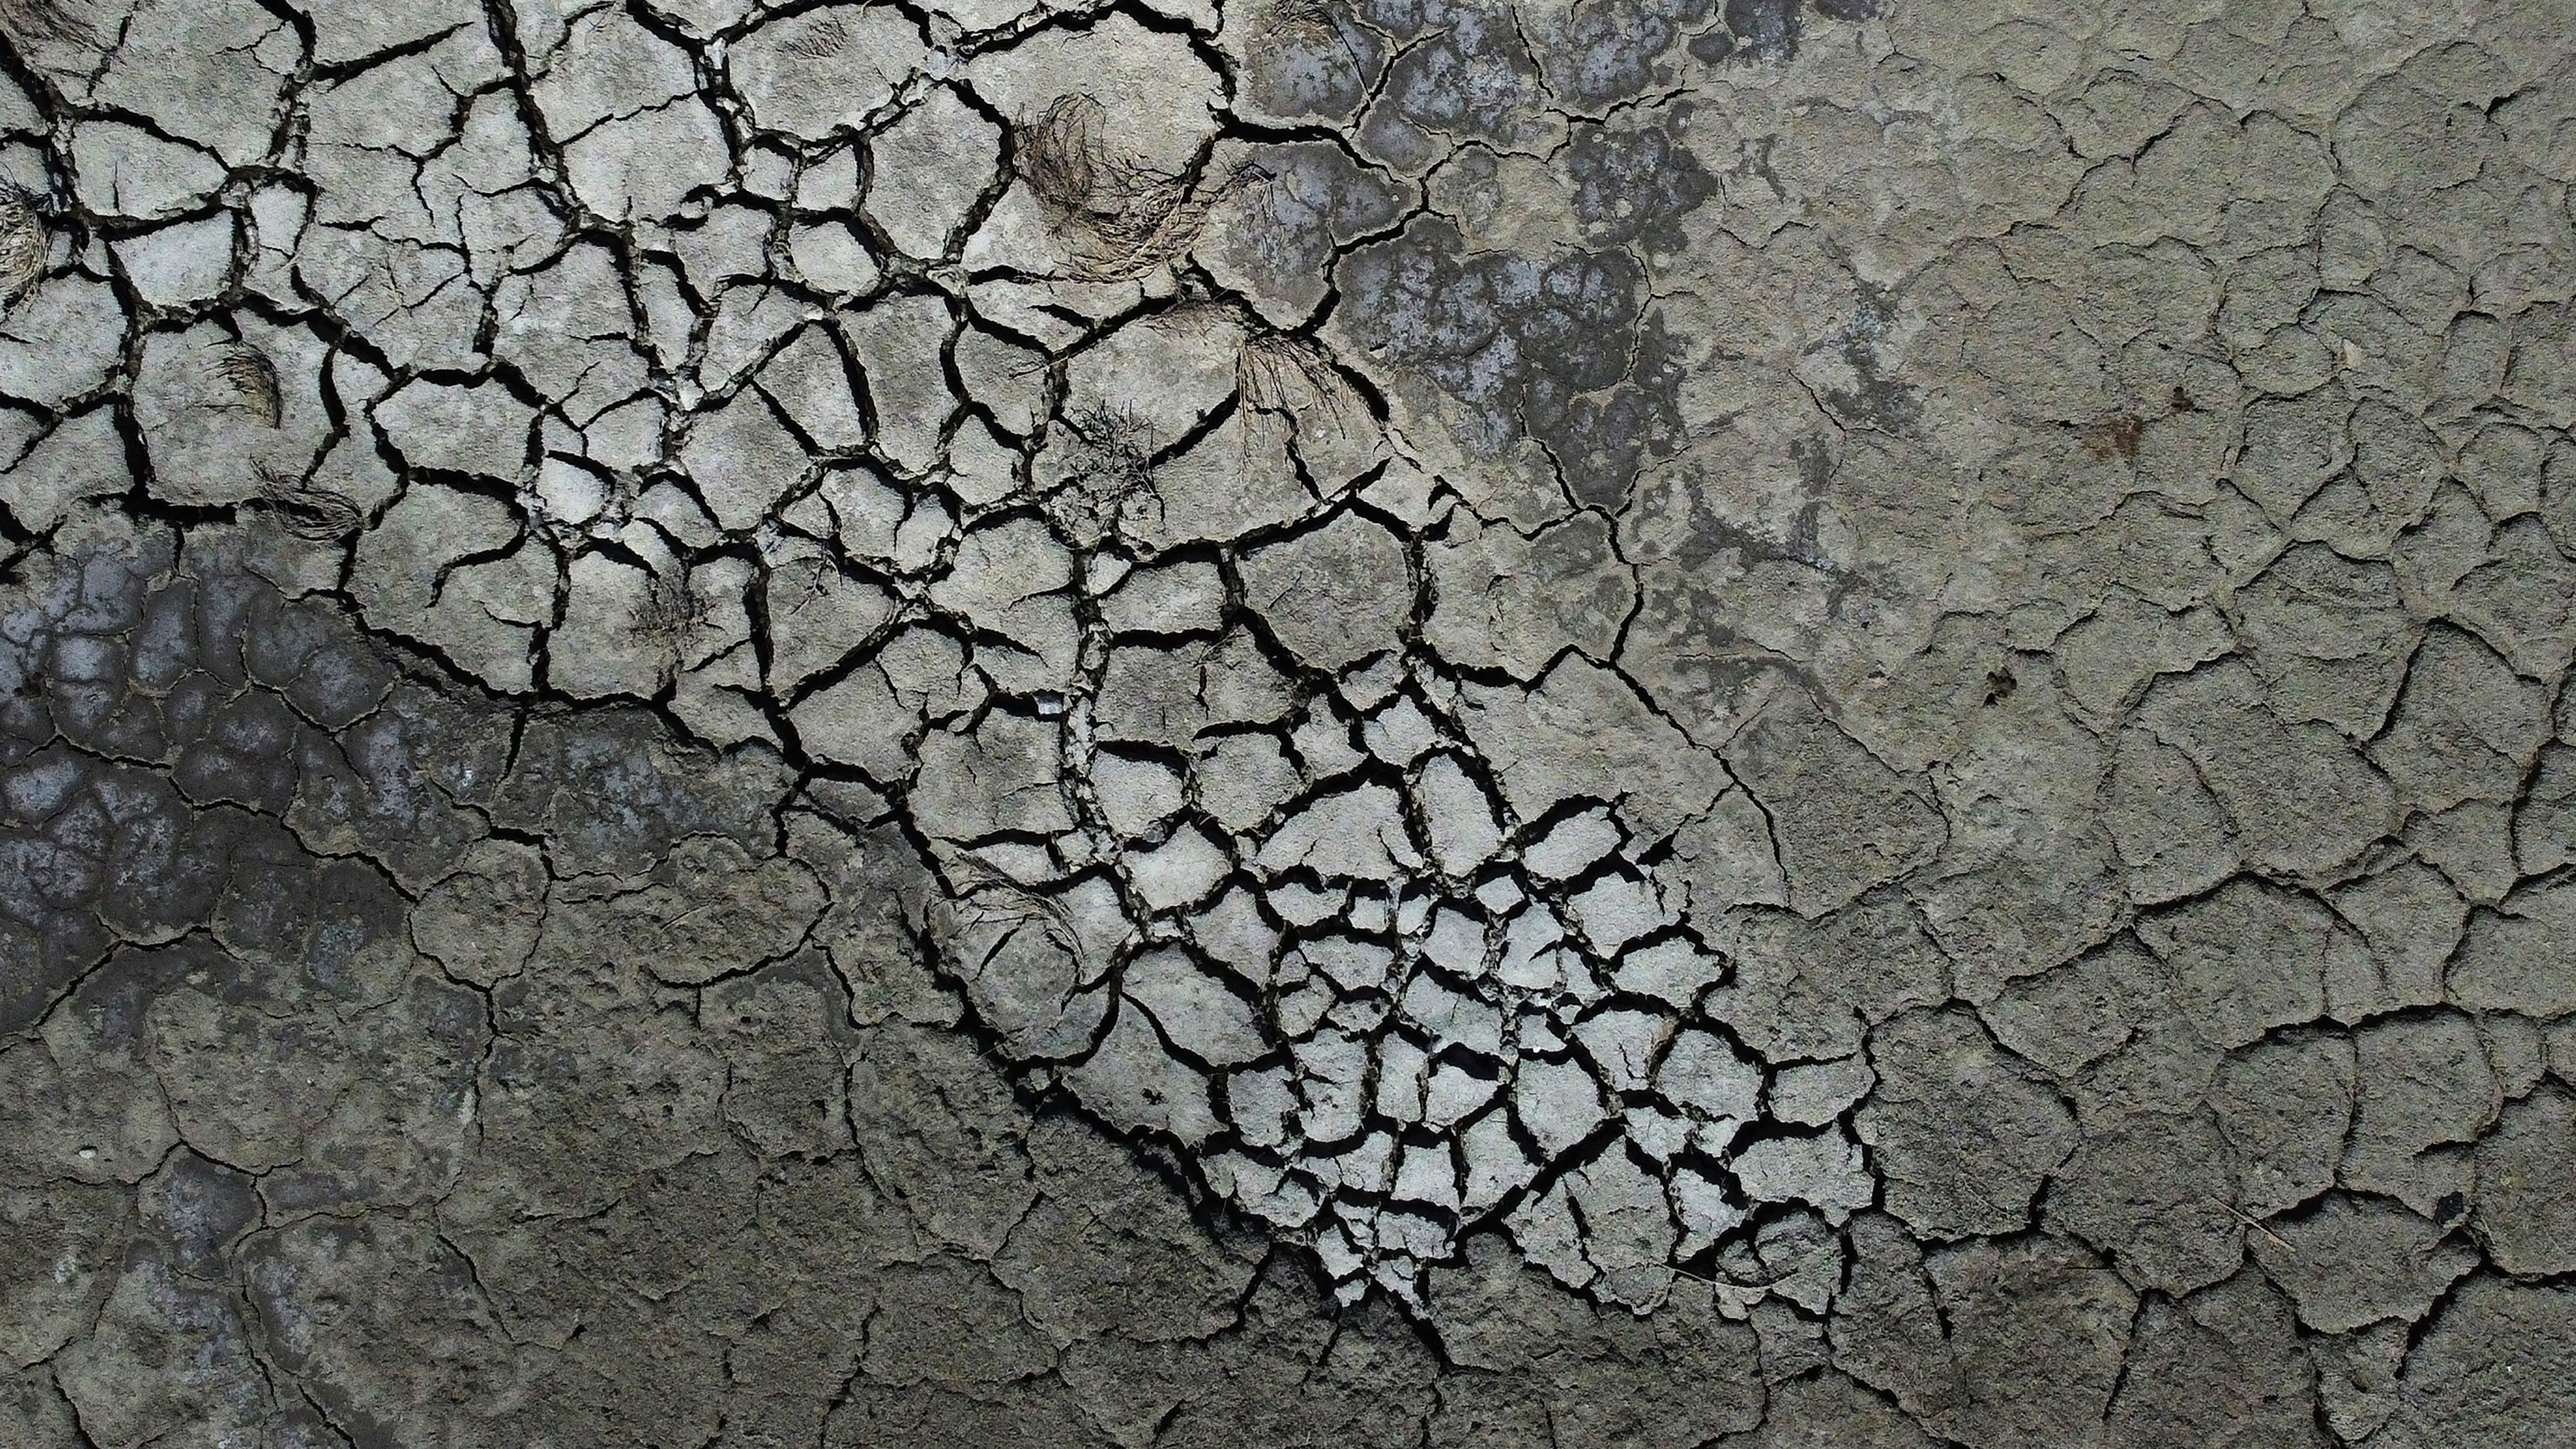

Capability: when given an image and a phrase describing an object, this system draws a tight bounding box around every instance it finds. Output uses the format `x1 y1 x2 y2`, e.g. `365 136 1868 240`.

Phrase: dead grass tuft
1043 400 1165 543
1015 94 1258 282
1266 0 1354 47
252 460 364 540
0 182 48 314
635 568 711 643
948 857 1090 973
1236 330 1358 435
209 343 284 428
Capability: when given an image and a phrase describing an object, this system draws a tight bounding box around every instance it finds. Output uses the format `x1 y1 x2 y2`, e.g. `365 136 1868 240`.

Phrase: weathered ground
3 0 2574 1444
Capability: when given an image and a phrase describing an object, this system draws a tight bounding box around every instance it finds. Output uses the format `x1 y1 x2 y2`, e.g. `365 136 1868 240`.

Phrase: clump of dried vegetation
209 342 284 427
945 855 1091 974
635 567 712 644
1265 0 1341 40
1014 93 1258 282
252 460 364 540
1236 329 1359 435
1264 0 1367 56
0 182 49 315
1045 400 1164 543
1157 300 1368 460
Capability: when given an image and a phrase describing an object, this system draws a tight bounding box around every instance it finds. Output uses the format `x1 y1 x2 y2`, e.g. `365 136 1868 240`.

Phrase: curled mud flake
252 460 364 540
207 344 284 428
1014 93 1259 282
0 182 49 313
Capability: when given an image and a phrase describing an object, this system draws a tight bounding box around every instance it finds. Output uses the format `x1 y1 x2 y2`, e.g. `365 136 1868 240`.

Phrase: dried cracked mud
3 0 2575 1444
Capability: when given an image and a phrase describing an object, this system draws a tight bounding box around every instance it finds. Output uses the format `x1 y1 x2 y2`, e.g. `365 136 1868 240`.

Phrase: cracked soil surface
4 0 2576 1444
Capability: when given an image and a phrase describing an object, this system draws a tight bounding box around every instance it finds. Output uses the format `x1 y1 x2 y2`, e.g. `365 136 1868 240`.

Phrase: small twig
2214 1197 2295 1255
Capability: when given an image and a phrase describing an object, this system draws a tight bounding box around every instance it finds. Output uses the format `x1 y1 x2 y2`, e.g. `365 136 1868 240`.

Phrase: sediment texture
3 0 2574 1444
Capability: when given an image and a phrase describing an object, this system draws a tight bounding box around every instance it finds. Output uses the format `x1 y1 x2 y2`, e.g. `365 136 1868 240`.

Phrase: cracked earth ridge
6 524 2573 1449
4 0 2576 1444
